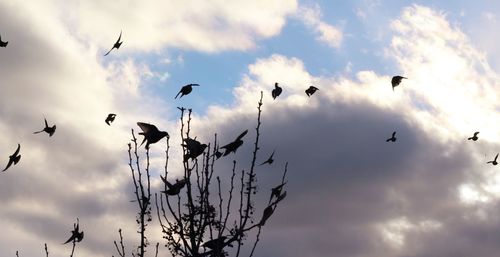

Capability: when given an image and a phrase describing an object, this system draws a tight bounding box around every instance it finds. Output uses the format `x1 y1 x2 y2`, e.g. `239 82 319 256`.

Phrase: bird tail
174 91 181 99
33 130 43 134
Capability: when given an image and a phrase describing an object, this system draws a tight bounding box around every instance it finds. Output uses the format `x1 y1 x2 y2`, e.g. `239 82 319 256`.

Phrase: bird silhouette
220 130 248 156
305 86 319 97
175 84 199 99
104 31 123 56
0 35 8 47
105 113 116 125
269 182 286 204
63 219 84 244
161 176 187 196
259 150 275 166
137 122 169 149
468 132 479 141
202 236 228 251
391 76 407 91
3 144 20 172
271 82 282 99
183 137 207 161
259 205 275 227
33 118 56 137
386 131 396 142
487 153 499 166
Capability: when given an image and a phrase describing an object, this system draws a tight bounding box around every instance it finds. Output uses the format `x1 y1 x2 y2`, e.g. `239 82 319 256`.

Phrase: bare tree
117 91 288 257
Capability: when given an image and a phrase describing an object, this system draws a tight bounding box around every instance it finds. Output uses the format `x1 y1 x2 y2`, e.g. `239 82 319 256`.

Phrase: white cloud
296 4 343 48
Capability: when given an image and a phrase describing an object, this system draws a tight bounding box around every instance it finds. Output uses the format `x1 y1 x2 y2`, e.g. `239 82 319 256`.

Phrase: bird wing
137 122 158 134
495 153 499 161
13 144 20 156
116 30 122 44
44 118 48 127
104 46 114 56
3 159 13 171
236 130 248 141
174 90 182 99
474 132 479 136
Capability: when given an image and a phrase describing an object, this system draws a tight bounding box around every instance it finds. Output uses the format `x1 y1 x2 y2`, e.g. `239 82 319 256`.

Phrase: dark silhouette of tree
115 91 288 257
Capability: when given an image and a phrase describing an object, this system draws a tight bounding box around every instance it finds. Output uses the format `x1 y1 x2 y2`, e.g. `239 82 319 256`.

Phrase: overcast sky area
3 0 500 256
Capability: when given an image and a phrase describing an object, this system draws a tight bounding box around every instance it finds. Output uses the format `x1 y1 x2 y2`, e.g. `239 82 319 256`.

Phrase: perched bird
220 130 248 156
3 144 20 172
271 82 282 100
161 176 187 196
386 131 397 142
391 76 407 91
137 122 169 149
0 35 8 47
487 153 499 166
175 84 199 99
105 113 117 126
63 219 84 244
202 236 228 251
259 150 275 166
104 30 123 56
305 86 319 97
259 205 275 227
183 137 207 161
468 132 479 141
33 118 56 137
269 182 286 204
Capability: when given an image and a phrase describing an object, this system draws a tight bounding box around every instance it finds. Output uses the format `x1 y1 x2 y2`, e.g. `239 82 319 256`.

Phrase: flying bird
105 113 117 125
183 137 207 161
0 35 8 47
3 144 20 172
175 84 199 99
468 132 479 141
386 131 397 142
271 82 282 99
259 150 275 166
305 86 319 97
104 30 123 56
63 219 84 244
487 153 499 166
137 122 169 149
161 176 187 196
33 118 56 137
391 76 407 91
220 130 248 156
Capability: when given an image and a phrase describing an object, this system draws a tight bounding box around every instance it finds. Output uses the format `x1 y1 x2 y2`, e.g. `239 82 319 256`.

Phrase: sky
2 0 500 256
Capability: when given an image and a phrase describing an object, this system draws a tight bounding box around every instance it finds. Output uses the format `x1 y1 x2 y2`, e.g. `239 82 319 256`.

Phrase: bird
137 122 169 149
105 113 116 125
271 82 282 99
0 35 8 47
386 131 397 142
183 137 207 161
175 84 199 99
161 176 187 196
269 182 286 204
305 86 319 97
259 205 275 227
33 118 56 137
63 219 84 244
259 150 275 166
391 76 407 91
104 30 123 56
220 130 248 156
487 153 499 166
202 236 228 251
468 132 479 141
3 144 20 172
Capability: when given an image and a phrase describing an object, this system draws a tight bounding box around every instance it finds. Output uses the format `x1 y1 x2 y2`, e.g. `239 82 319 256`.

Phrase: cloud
63 0 298 53
2 2 500 257
296 4 343 48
